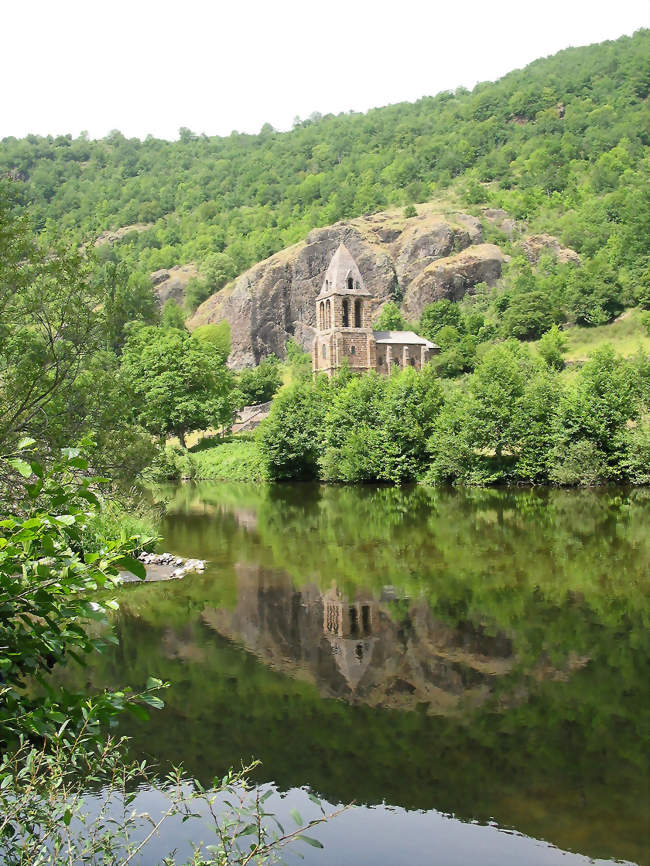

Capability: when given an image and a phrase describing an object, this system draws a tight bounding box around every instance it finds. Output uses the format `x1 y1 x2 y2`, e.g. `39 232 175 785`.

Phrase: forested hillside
2 29 649 489
1 29 648 314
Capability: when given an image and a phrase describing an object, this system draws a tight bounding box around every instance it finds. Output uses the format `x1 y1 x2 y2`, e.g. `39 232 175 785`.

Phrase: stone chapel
311 243 440 376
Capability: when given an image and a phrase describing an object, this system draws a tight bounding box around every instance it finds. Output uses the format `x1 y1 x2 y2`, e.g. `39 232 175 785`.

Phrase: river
77 483 649 865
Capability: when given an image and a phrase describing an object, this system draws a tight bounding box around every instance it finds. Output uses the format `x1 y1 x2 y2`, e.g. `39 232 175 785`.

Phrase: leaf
297 835 324 848
126 703 150 722
67 456 89 470
146 676 163 690
53 514 75 526
290 808 303 826
114 556 146 580
8 458 33 478
16 437 36 450
63 808 72 827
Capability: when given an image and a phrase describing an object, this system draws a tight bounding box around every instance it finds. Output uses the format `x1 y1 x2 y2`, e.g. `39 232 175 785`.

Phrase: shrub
237 355 282 405
549 438 609 486
257 379 330 480
538 324 568 370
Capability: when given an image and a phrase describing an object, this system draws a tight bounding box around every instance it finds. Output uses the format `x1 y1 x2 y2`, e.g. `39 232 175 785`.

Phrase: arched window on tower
319 301 325 330
354 299 362 328
326 299 331 329
342 298 349 327
347 276 354 291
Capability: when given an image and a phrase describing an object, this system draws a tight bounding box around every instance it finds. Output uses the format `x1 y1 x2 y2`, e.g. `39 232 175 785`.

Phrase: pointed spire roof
316 243 372 300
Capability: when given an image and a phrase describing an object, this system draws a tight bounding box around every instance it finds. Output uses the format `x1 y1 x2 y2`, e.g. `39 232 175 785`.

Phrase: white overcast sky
3 0 648 141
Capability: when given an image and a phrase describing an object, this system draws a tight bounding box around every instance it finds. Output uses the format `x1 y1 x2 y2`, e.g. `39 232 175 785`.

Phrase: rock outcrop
151 264 199 307
521 234 580 265
403 244 508 319
94 223 153 246
187 205 507 368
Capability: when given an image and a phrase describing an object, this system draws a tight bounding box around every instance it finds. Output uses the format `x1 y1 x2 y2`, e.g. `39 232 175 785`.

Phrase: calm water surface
80 483 649 865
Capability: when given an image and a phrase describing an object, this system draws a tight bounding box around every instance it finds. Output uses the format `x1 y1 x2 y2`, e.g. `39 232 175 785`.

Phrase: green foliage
257 379 331 480
0 444 159 744
538 324 568 370
640 310 650 335
237 355 282 406
255 341 647 486
566 254 623 326
192 319 232 360
420 300 464 340
160 297 186 329
2 29 647 326
375 301 406 330
121 325 237 446
285 337 312 383
551 346 642 479
200 251 236 292
403 204 417 218
97 262 158 350
621 416 650 484
0 184 155 482
502 290 554 339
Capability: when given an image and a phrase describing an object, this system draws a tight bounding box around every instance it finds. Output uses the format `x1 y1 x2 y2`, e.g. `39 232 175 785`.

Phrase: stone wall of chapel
337 332 375 371
375 343 435 373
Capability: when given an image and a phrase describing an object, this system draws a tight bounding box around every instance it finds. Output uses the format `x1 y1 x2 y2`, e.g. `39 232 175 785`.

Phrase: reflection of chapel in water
322 587 378 691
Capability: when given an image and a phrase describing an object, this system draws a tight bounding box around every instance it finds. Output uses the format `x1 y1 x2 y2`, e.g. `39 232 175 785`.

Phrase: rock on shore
119 552 207 583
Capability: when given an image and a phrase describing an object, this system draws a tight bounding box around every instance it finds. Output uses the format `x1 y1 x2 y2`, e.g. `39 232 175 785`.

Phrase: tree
192 320 232 360
502 290 554 340
285 337 312 383
0 183 99 453
419 300 464 340
98 262 158 350
200 252 237 292
468 342 529 457
375 301 406 330
538 324 568 370
160 298 187 330
237 355 282 405
121 325 236 447
257 379 330 480
551 346 641 477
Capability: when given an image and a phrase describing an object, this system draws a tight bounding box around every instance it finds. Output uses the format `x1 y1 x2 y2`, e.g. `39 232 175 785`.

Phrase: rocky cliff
185 202 581 368
187 204 506 368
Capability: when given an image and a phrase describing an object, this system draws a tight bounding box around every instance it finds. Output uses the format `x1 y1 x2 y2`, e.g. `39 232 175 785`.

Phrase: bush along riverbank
170 343 649 487
0 444 337 863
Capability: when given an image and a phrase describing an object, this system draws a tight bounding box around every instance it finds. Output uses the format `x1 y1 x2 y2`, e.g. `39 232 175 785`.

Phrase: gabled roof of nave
316 243 372 300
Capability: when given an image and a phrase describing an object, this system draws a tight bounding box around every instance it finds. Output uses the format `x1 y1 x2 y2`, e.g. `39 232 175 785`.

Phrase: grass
188 436 266 481
556 309 650 362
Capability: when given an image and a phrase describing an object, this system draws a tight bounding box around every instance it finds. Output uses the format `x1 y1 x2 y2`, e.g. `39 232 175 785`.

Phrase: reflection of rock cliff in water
201 564 514 715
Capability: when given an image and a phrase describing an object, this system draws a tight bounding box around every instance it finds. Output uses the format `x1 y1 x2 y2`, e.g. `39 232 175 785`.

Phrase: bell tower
312 243 376 376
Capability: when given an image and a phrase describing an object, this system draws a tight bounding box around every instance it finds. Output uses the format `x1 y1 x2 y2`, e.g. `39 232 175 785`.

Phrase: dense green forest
1 29 648 313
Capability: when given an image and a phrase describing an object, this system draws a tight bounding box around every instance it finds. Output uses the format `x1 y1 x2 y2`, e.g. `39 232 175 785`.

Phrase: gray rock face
403 244 508 320
152 264 199 307
521 234 580 265
188 206 504 368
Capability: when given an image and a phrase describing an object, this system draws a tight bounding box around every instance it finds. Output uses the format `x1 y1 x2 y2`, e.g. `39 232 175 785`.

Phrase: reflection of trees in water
110 483 650 865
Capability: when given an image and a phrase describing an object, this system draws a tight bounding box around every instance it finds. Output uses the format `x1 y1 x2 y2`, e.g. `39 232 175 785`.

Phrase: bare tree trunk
178 431 187 449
